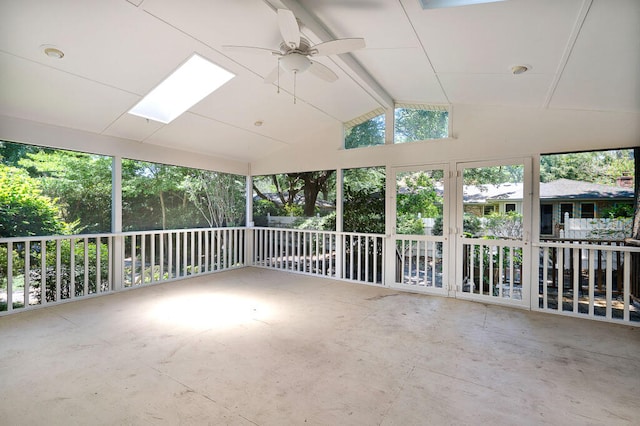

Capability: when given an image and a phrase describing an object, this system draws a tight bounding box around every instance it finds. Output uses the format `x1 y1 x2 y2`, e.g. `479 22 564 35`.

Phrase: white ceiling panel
193 76 341 146
401 0 584 74
439 73 554 107
146 112 288 162
0 0 201 96
1 0 638 165
354 48 448 104
102 113 164 142
549 0 640 112
0 52 139 133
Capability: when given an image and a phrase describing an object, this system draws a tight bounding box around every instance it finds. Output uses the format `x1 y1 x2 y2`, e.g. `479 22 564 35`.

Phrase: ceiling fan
223 9 365 102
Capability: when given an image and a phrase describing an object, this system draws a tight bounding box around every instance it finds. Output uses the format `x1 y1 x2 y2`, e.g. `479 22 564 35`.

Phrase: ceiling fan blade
277 9 300 49
308 61 338 83
263 65 281 84
222 45 281 56
311 38 366 56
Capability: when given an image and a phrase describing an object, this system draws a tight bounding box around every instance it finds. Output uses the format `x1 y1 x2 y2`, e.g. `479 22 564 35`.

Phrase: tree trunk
628 148 640 300
159 191 166 230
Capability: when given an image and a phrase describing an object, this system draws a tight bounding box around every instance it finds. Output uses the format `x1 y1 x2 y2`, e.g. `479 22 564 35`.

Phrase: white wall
0 115 249 175
250 104 640 174
3 104 638 177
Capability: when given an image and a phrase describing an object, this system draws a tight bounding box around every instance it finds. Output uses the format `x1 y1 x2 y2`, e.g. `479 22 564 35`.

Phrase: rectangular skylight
128 54 235 124
419 0 507 9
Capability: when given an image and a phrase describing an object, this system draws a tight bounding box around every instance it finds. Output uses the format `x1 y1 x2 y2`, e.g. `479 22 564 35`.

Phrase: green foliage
254 199 286 217
342 168 385 234
433 214 481 237
18 149 112 233
0 165 68 237
394 108 448 142
540 149 634 184
396 214 425 235
601 203 634 218
464 165 523 186
396 172 441 217
483 211 523 240
181 170 245 227
253 170 335 218
344 115 385 149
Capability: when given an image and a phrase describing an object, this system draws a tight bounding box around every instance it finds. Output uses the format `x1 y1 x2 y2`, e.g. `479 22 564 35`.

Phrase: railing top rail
0 232 115 244
120 226 245 237
461 237 524 246
0 226 247 243
534 241 640 252
252 226 385 238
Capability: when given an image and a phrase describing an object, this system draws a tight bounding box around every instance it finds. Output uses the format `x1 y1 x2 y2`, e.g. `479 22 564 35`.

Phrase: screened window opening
344 109 385 149
394 104 449 143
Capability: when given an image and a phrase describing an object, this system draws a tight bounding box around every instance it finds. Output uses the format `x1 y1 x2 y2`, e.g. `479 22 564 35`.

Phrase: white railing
460 238 524 302
0 233 113 313
122 227 245 288
0 227 245 315
395 235 445 292
535 241 640 324
561 213 632 240
252 227 384 285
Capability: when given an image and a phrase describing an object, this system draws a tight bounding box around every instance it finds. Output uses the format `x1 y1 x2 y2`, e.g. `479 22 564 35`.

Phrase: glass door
455 159 531 307
391 165 449 295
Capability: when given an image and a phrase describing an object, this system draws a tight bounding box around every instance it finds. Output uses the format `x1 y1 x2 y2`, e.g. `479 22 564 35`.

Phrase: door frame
387 163 450 295
453 158 533 308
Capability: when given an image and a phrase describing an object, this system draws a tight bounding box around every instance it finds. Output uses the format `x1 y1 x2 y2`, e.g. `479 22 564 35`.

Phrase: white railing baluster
83 238 89 295
588 249 595 316
141 234 146 283
573 247 579 313
56 240 61 300
557 248 564 312
24 241 30 305
606 251 613 320
373 237 378 284
542 247 549 309
40 240 46 304
7 242 13 311
623 251 631 322
498 245 504 298
96 238 101 292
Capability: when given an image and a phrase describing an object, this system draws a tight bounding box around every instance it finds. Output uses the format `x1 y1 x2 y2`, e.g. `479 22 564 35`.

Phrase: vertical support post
112 156 123 291
245 174 254 266
335 169 343 279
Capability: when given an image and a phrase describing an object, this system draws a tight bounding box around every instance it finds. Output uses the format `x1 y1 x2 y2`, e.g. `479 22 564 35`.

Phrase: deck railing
3 227 638 326
395 235 445 292
461 238 525 302
0 227 245 315
534 240 640 323
251 227 384 285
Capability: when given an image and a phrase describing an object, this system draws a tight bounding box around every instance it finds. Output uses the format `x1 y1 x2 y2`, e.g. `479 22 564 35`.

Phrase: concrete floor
0 268 638 426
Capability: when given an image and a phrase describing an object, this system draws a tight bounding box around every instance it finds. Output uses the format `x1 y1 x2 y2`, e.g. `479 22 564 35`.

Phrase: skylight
128 54 235 124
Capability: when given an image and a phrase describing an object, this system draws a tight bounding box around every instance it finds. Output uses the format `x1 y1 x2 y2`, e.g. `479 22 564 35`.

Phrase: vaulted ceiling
1 0 638 163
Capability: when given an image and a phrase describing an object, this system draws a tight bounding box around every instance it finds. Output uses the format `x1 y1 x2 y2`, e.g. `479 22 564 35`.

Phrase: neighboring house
462 179 634 239
539 178 634 238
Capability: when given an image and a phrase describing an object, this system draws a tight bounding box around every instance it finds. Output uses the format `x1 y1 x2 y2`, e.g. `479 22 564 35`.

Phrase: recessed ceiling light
511 65 530 75
41 45 64 59
254 120 264 127
128 53 235 124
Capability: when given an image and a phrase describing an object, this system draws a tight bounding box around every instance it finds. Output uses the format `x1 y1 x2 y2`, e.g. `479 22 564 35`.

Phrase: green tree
344 115 385 149
540 150 633 184
0 165 67 237
19 150 112 233
253 170 335 217
394 108 448 142
181 170 245 227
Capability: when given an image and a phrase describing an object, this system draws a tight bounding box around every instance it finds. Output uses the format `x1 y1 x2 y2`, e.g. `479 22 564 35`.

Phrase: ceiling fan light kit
223 8 365 103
